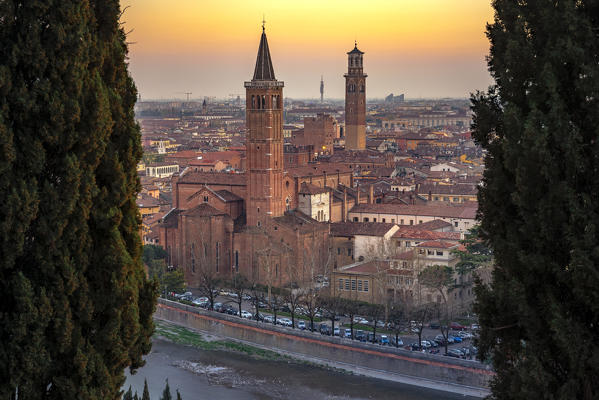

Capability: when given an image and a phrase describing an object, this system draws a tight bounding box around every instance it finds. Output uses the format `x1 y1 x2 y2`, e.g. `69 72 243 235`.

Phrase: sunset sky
122 0 495 100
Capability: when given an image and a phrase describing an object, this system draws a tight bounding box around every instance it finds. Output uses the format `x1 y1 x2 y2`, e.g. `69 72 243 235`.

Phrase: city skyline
122 0 495 100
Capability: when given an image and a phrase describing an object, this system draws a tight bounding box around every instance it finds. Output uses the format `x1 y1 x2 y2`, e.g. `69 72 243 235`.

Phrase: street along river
124 324 479 400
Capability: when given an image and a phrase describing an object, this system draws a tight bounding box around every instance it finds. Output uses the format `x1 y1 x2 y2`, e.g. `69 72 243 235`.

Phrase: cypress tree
472 1 599 399
0 1 156 398
159 379 172 400
142 379 150 400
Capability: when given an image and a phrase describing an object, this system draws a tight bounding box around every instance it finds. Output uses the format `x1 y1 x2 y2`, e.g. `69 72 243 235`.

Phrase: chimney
336 169 340 187
323 170 328 188
342 187 347 222
356 185 360 204
428 190 432 202
369 184 374 204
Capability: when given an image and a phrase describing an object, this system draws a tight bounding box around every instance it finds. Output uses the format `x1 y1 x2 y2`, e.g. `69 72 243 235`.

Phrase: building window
406 241 411 247
351 279 356 291
427 250 433 255
353 217 358 222
235 250 239 272
400 219 404 224
373 218 377 222
391 219 395 223
364 280 369 292
363 217 369 222
203 196 209 203
347 248 352 256
337 248 341 255
257 221 261 227
345 279 350 290
358 280 363 291
437 251 443 256
409 220 413 225
339 279 343 290
382 218 386 222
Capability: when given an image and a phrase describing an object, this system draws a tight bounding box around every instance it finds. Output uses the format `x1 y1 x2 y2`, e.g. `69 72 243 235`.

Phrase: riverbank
125 321 481 400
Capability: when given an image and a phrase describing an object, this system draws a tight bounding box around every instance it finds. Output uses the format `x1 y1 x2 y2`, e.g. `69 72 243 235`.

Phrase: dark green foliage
453 226 492 276
142 380 150 400
143 244 168 265
123 387 133 400
472 1 599 398
176 389 182 400
133 392 140 400
160 379 172 400
0 1 157 398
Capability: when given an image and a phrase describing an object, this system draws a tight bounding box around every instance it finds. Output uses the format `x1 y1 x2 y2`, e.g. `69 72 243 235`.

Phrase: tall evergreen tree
142 379 150 400
159 379 172 400
472 1 599 399
0 1 156 398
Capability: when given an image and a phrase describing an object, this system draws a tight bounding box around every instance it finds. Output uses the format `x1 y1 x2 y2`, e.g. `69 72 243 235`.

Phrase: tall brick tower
244 25 285 227
344 42 367 150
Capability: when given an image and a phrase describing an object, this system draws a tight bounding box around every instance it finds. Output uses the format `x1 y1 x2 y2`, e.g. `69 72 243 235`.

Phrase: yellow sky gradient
122 0 495 99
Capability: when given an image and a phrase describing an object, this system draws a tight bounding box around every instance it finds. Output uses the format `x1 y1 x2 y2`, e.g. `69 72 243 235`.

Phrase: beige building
297 182 330 222
145 162 180 178
348 203 477 233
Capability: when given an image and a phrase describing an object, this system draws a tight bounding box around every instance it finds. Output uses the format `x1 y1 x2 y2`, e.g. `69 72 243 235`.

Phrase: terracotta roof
330 222 397 237
286 163 353 178
339 259 390 274
272 210 328 233
137 193 160 208
215 190 243 202
178 171 247 186
416 219 453 231
392 228 461 241
349 203 477 219
182 203 227 218
417 184 478 196
298 182 329 195
416 240 458 249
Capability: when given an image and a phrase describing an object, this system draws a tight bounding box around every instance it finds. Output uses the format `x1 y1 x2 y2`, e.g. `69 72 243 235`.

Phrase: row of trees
122 379 181 400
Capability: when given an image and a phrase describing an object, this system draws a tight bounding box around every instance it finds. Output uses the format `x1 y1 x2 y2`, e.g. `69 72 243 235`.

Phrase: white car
278 318 292 326
241 310 253 319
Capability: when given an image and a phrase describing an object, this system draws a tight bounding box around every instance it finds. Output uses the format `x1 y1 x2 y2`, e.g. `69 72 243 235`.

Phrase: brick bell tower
344 41 367 150
244 24 285 227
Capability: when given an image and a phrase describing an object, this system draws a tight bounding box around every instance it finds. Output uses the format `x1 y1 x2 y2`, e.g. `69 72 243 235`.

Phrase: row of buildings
137 27 482 312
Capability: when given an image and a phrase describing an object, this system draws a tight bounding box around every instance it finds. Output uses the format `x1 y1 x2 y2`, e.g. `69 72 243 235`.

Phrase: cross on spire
262 15 266 32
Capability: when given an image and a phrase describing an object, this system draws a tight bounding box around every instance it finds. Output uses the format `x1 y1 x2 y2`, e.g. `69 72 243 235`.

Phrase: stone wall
155 299 493 395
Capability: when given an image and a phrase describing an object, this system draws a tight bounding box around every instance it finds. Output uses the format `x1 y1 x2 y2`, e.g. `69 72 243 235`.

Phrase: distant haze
122 0 494 100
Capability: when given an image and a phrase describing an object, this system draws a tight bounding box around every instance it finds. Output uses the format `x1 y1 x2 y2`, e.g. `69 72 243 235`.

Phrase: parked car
241 310 253 319
242 294 252 301
458 331 473 339
297 320 306 330
420 340 432 349
263 315 274 323
434 334 447 345
429 322 440 329
319 323 331 335
446 349 465 358
224 306 237 315
192 297 208 306
367 332 378 343
279 318 292 327
175 291 192 299
450 322 467 331
471 323 480 331
427 338 439 347
333 327 340 336
380 335 390 346
355 330 367 342
391 336 404 346
344 328 352 338
450 335 463 343
213 302 224 312
353 317 369 325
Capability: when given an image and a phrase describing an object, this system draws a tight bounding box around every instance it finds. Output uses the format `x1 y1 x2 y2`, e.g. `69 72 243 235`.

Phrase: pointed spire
252 24 276 81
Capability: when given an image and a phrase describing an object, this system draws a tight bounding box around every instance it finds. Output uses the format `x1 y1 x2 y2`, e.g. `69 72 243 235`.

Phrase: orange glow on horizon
122 0 495 98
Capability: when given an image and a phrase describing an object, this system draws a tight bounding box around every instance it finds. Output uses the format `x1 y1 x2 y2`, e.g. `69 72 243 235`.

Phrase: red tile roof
416 240 458 249
330 222 397 237
298 182 329 195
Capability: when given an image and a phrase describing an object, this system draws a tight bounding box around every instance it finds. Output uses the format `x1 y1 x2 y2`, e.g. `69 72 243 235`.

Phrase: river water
124 338 478 400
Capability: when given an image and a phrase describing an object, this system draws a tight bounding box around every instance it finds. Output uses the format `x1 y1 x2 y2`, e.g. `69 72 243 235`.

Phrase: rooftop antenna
320 75 324 103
